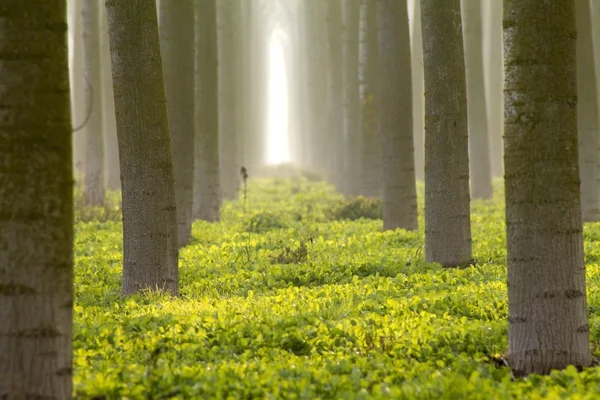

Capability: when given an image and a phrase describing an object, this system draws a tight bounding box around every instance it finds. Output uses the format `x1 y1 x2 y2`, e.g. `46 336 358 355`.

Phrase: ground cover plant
73 178 600 399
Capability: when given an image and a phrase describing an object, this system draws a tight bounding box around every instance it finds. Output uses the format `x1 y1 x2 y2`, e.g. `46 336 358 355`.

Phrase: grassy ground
73 177 600 399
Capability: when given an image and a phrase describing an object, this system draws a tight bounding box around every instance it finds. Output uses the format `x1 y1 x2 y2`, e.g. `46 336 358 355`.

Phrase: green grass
73 178 600 399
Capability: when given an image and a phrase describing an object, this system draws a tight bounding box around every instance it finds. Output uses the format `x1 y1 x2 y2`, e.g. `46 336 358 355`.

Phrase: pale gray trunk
576 0 600 222
359 0 382 197
217 0 240 200
377 0 418 231
342 0 361 195
160 0 195 246
83 0 105 205
100 4 120 191
409 0 425 182
69 0 86 183
482 0 504 177
105 0 179 297
504 0 591 376
0 1 73 397
462 0 493 200
421 0 472 267
194 0 221 222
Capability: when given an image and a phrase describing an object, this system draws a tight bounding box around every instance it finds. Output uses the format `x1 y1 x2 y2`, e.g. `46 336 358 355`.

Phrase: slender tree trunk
100 4 120 191
421 0 473 267
0 1 73 397
576 0 600 222
483 0 504 177
69 0 86 183
194 0 221 222
462 0 493 200
105 0 179 297
377 0 418 231
359 0 382 197
342 0 361 195
410 0 425 182
504 0 591 377
83 0 105 205
217 0 240 200
160 0 195 246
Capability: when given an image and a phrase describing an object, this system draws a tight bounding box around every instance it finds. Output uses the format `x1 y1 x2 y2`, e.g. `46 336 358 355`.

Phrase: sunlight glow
266 31 290 164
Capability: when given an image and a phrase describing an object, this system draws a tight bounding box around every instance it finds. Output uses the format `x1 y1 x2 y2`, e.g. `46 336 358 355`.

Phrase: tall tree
359 0 382 197
410 0 425 181
105 0 179 296
342 0 361 196
0 1 73 397
217 0 240 201
576 0 600 222
83 0 105 205
504 0 591 376
194 0 221 222
421 0 472 267
160 0 196 246
377 0 418 231
68 0 86 183
482 0 504 177
461 0 493 200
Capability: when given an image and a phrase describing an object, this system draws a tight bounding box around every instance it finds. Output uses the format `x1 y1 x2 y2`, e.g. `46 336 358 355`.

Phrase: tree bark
483 0 504 177
342 0 361 195
83 0 105 205
462 0 493 200
421 0 473 267
410 0 425 182
377 0 418 231
194 0 221 222
160 0 196 246
69 0 86 183
504 0 592 376
0 1 73 397
105 0 179 297
359 0 382 197
576 0 600 222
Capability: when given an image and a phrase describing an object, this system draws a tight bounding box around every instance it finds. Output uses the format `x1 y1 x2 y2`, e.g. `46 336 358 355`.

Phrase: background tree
83 0 105 205
421 0 472 267
160 0 196 246
504 0 592 376
0 1 73 397
105 0 179 296
377 0 418 231
461 0 493 200
194 0 221 222
68 0 86 183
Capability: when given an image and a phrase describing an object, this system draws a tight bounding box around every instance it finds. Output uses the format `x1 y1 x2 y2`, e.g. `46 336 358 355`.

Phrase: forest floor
73 176 600 399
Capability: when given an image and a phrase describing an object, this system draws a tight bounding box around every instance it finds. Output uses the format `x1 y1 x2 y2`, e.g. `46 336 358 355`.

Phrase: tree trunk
342 0 361 196
462 0 493 200
483 0 504 177
0 1 73 397
421 0 473 267
83 0 105 205
359 0 382 197
160 0 196 246
504 0 591 376
194 0 221 222
409 0 425 182
69 0 86 183
100 4 120 191
576 0 600 222
105 0 179 297
377 0 418 231
217 0 240 201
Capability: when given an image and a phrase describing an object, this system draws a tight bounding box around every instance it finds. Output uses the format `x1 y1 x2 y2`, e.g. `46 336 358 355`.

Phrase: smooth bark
194 0 221 222
377 0 418 231
69 0 86 183
504 0 591 376
0 1 73 397
105 0 179 296
421 0 473 267
160 0 196 246
410 0 425 181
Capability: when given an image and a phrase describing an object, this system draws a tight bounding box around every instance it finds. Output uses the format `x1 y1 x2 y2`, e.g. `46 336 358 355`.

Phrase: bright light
266 32 290 164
